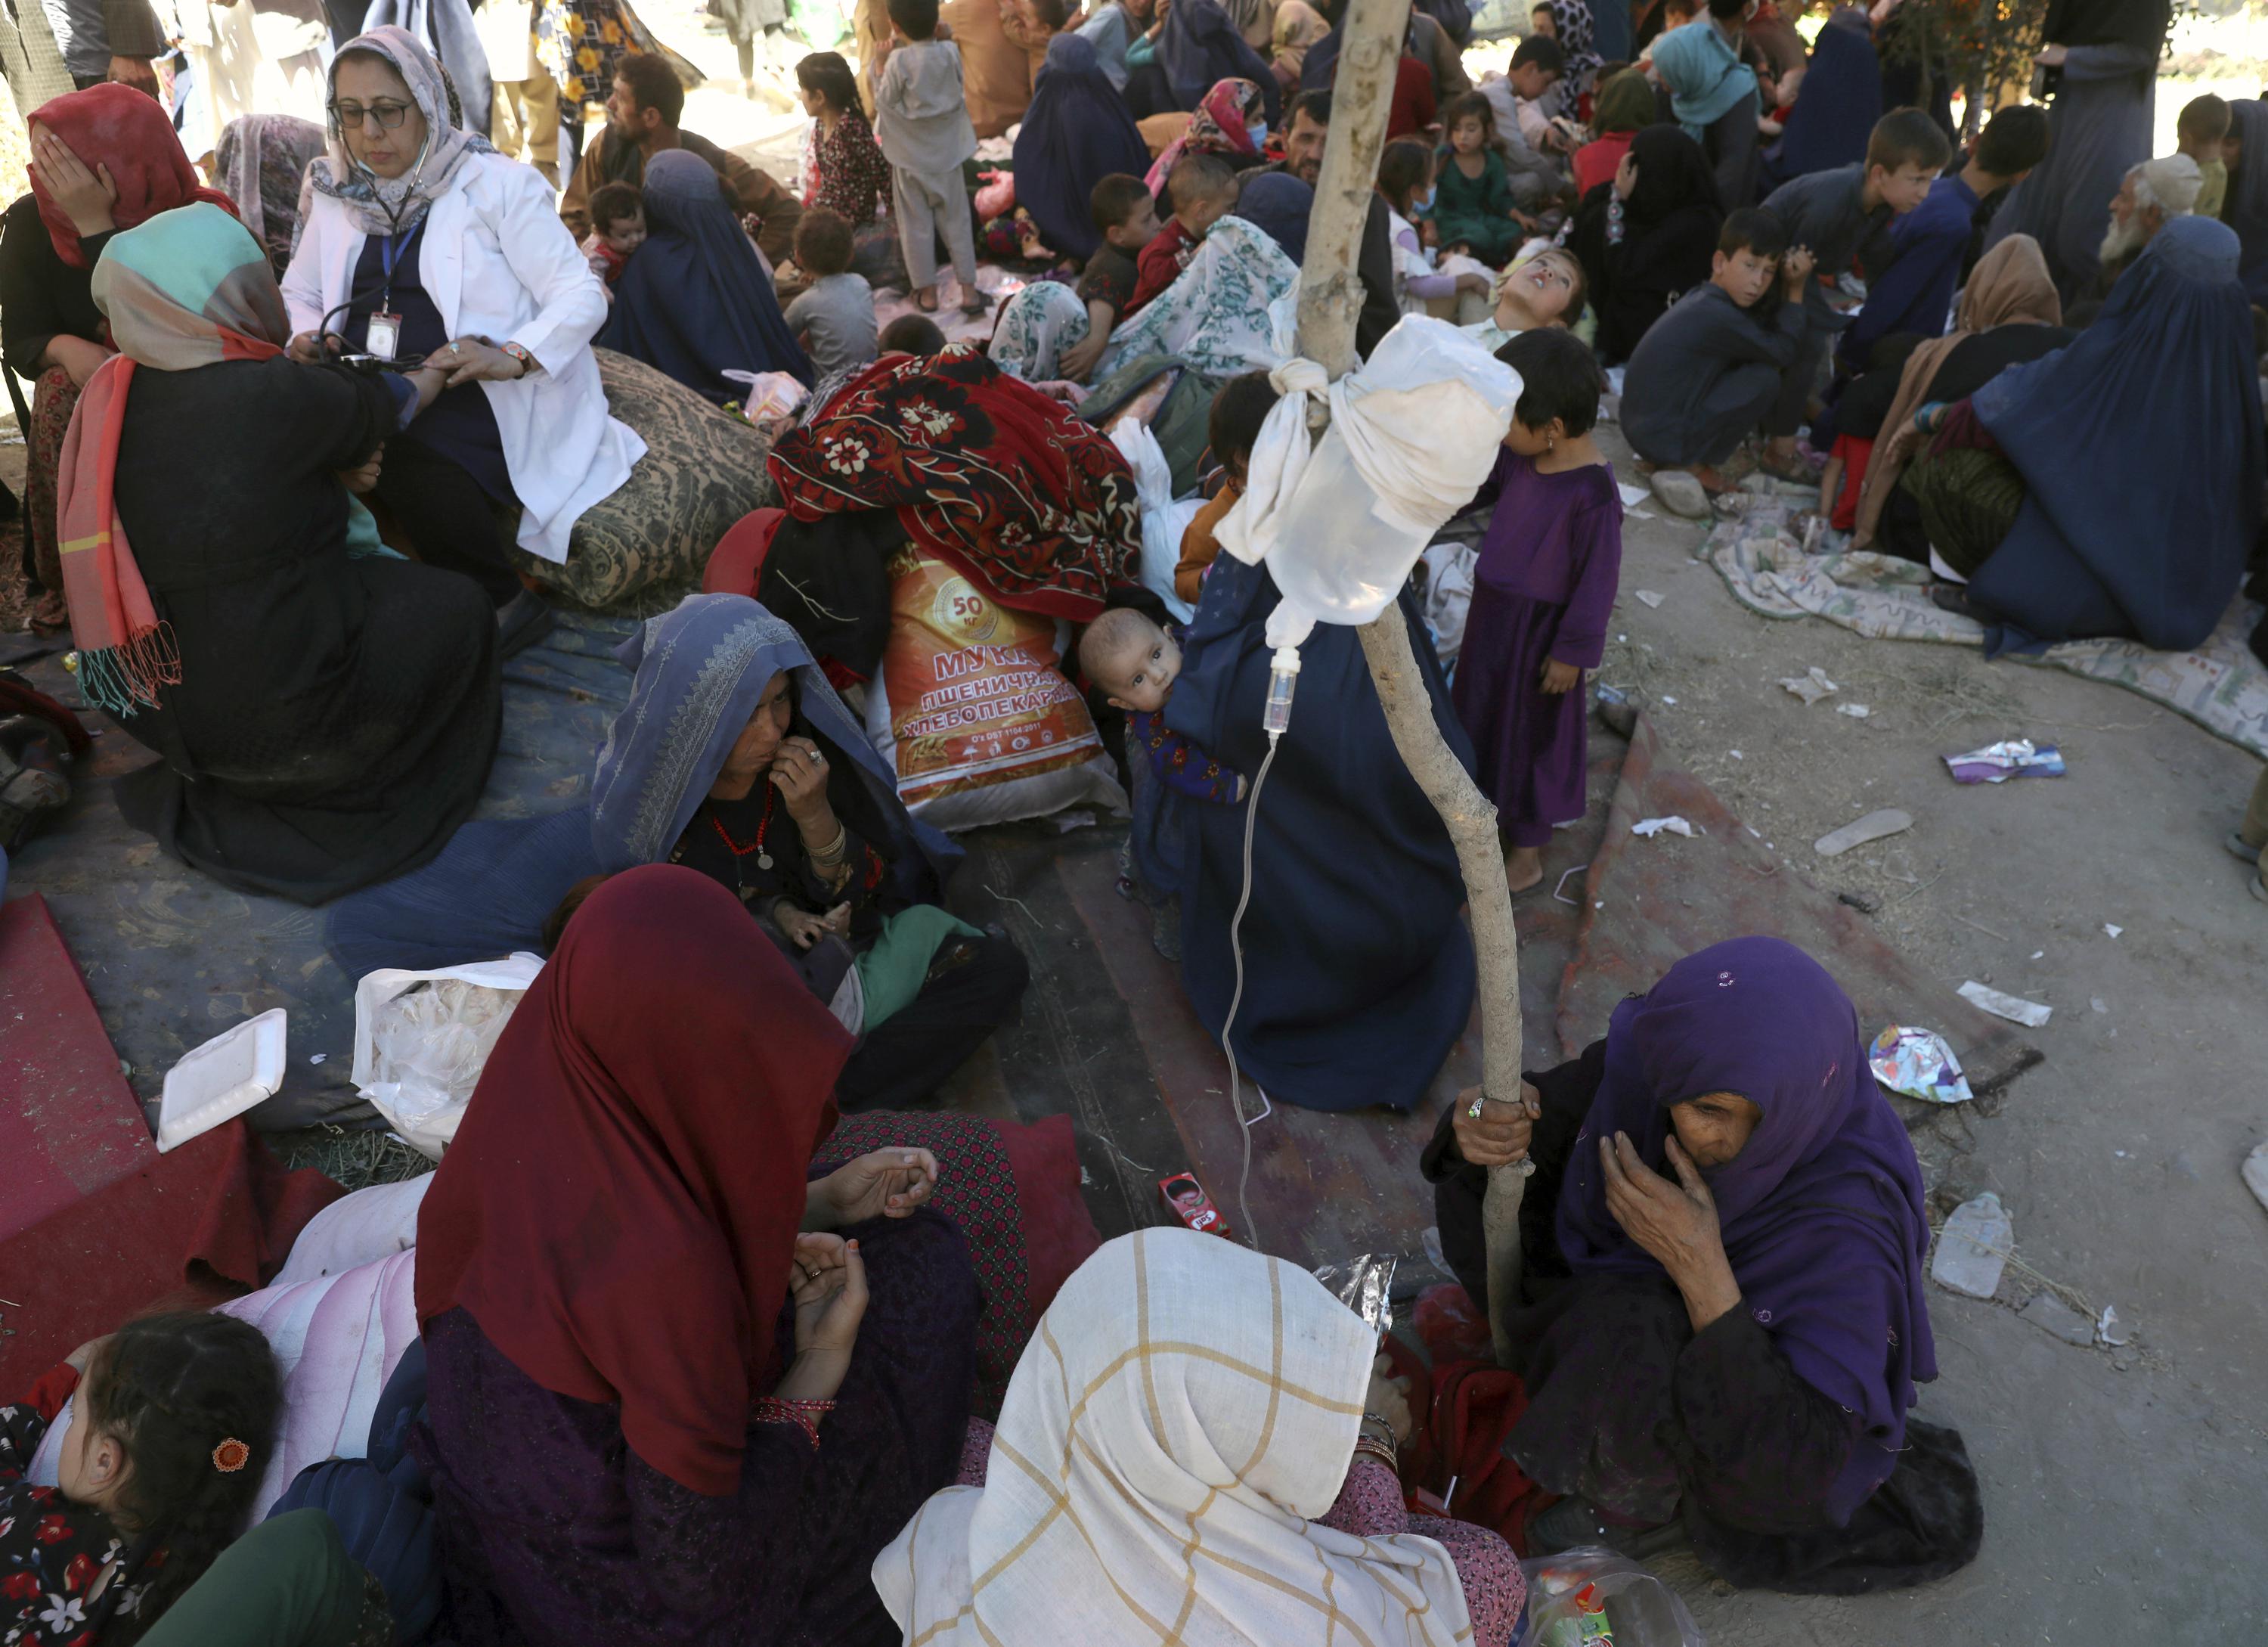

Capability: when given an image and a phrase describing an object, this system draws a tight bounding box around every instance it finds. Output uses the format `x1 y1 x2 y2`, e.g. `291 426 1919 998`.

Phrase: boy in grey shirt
873 0 984 315
1622 209 1813 488
784 209 879 380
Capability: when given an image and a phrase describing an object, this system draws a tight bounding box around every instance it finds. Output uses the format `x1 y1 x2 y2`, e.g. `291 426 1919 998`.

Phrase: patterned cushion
510 349 780 609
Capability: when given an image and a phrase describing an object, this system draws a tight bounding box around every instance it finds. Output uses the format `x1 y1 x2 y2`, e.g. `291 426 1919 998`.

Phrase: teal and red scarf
59 203 281 715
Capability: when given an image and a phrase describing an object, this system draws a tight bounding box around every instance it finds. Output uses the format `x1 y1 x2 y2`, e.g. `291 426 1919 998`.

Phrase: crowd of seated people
9 0 2266 1637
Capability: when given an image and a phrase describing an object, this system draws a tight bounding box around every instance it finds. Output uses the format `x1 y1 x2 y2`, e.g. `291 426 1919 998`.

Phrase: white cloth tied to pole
1214 316 1520 650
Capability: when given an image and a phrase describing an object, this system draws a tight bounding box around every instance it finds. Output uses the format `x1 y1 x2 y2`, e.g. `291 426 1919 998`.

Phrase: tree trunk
1288 0 1531 1365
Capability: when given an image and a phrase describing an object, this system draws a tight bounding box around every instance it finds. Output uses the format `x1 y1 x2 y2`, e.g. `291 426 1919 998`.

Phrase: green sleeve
135 1512 384 1647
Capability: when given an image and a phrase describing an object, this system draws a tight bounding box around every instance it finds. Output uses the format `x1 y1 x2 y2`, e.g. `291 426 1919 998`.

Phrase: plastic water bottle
1930 1192 2012 1298
1537 1583 1615 1645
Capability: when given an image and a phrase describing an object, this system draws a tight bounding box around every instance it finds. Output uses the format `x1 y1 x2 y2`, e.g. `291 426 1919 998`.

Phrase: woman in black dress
1569 124 1724 365
65 202 500 903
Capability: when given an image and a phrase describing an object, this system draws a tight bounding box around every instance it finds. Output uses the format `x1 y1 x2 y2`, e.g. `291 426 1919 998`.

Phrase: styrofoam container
156 1008 287 1152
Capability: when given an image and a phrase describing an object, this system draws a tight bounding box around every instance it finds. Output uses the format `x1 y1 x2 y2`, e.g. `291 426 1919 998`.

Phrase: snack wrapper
1943 738 2065 784
1869 1024 1975 1105
1313 1255 1398 1338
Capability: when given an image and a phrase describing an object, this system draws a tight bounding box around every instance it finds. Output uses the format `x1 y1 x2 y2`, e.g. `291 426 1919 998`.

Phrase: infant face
603 207 649 254
1101 622 1182 715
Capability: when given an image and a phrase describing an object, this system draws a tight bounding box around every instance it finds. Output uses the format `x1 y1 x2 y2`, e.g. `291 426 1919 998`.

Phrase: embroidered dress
804 107 892 223
2 1375 156 1647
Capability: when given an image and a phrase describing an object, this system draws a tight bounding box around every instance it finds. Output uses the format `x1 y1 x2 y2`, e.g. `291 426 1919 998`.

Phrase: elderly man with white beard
2095 154 2204 295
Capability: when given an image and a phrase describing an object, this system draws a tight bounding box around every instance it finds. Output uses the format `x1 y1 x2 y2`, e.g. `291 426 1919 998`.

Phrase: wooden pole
1289 0 1532 1365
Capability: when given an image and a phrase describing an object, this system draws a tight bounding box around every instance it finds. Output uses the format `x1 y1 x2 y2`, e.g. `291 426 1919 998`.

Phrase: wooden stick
1287 0 1530 1364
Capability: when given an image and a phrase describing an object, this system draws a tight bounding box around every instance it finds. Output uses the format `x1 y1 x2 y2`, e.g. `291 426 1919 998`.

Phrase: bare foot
1505 845 1545 894
915 289 940 313
1689 463 1740 495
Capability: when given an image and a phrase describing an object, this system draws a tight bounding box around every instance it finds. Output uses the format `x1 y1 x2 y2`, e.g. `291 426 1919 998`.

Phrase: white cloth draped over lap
872 1227 1474 1647
282 150 646 564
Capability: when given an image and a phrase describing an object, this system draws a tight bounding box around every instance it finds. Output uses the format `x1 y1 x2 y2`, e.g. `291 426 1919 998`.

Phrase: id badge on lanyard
366 221 422 363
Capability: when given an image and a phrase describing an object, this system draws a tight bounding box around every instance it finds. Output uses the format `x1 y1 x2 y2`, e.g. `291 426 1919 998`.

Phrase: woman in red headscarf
414 864 984 1646
0 83 230 628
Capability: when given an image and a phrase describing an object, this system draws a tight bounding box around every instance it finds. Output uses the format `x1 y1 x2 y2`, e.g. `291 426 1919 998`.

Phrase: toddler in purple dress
1451 328 1624 892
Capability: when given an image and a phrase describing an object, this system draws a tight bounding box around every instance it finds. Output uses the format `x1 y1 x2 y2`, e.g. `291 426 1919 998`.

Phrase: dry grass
273 1124 435 1192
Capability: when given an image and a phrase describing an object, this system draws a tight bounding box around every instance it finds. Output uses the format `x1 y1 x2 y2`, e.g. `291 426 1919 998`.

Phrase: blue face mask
1413 185 1436 213
1246 121 1268 150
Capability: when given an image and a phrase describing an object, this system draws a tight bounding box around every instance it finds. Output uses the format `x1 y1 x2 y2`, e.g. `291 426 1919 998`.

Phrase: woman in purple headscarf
1422 938 1984 1593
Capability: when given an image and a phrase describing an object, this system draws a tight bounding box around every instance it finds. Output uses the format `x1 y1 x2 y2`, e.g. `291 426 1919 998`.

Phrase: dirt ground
1580 416 2268 1642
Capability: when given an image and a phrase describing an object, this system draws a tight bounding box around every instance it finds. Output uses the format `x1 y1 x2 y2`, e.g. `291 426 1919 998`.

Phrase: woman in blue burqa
1125 0 1279 125
1981 0 2171 301
596 147 813 402
1012 33 1151 262
1136 553 1476 1113
1899 216 2263 656
1755 7 1880 194
327 593 1027 1109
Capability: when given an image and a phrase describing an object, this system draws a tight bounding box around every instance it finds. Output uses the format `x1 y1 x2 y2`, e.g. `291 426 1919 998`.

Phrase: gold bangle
1352 1436 1399 1472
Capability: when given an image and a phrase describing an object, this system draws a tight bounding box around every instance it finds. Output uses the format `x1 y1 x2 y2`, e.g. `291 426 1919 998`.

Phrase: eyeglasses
330 100 414 131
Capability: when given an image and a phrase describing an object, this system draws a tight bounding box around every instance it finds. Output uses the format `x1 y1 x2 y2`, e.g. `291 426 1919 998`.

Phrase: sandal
914 290 939 314
1929 583 1994 623
1756 451 1820 484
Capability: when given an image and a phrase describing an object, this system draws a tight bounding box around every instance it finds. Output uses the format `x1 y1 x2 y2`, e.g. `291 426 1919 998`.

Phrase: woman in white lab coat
284 23 642 650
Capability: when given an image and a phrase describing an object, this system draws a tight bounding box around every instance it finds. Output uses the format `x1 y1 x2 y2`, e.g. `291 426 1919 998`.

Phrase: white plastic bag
351 955 544 1160
720 369 809 421
1418 539 1478 667
1110 421 1201 622
1215 318 1519 649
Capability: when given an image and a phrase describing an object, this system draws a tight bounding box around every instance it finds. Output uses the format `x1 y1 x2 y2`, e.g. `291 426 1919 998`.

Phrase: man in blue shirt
1841 104 2051 370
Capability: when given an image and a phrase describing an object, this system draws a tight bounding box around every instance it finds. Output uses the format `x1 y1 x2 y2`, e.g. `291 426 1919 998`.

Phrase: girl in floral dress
1 1315 284 1645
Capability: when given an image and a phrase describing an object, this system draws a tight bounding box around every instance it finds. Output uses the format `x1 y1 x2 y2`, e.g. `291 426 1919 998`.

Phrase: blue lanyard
376 219 424 305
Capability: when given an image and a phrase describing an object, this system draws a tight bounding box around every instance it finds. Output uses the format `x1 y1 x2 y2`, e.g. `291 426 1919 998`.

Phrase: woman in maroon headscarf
413 864 982 1645
0 84 232 628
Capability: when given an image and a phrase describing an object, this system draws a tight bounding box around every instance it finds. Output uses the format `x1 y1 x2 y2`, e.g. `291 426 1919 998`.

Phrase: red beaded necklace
709 781 777 870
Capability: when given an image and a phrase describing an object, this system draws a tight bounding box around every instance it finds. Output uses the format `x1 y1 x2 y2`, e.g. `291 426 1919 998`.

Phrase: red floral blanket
767 345 1140 621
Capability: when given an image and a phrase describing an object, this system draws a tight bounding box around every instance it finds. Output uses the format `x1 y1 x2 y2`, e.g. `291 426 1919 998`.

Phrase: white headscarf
2131 153 2204 219
873 1228 1474 1647
308 24 495 237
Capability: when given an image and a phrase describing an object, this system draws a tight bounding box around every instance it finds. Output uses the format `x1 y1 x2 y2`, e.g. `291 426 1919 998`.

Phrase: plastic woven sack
864 547 1127 830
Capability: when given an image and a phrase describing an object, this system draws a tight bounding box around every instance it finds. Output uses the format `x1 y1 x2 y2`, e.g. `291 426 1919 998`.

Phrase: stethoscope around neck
311 132 442 365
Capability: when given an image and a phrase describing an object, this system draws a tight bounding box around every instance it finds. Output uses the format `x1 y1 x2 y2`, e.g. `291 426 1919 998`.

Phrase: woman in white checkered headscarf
876 1227 1512 1646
